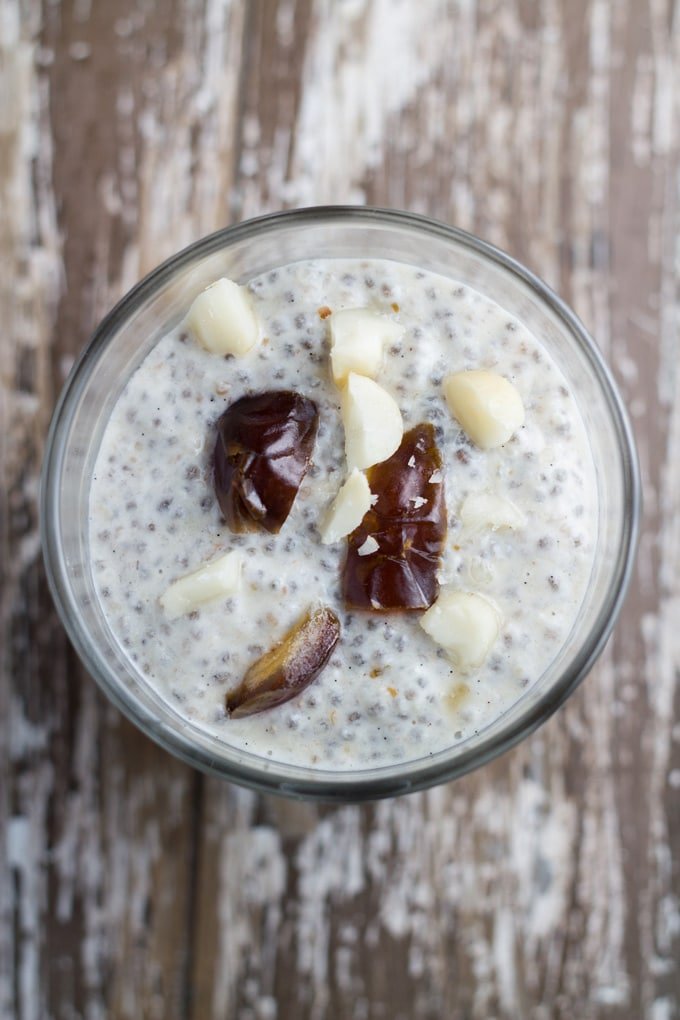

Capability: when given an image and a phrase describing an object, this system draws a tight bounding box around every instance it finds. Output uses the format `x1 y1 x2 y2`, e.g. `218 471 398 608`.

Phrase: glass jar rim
40 205 641 801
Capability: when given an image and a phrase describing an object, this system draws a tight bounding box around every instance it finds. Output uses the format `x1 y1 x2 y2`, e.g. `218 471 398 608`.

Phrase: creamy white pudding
88 257 596 769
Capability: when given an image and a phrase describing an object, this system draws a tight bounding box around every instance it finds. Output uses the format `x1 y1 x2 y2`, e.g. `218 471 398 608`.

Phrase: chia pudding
88 258 597 769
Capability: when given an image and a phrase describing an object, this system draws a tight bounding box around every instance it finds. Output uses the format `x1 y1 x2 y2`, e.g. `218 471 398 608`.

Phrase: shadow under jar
41 207 640 802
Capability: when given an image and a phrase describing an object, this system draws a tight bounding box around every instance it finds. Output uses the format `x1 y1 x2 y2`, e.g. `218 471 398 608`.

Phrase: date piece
226 607 340 718
214 390 319 533
343 423 446 611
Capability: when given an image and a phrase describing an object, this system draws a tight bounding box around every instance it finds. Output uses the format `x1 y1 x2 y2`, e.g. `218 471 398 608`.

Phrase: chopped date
213 390 319 533
343 423 447 612
226 607 340 718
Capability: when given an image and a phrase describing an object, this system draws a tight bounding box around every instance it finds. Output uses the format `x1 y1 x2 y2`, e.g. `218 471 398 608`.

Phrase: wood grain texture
1 0 678 1017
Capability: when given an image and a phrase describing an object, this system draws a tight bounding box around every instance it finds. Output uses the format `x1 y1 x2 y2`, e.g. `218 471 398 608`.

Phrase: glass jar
41 207 640 801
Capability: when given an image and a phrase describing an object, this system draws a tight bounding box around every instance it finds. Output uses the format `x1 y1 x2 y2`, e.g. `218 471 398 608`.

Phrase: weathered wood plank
38 0 202 1009
2 4 65 1017
2 2 203 1017
0 0 677 1018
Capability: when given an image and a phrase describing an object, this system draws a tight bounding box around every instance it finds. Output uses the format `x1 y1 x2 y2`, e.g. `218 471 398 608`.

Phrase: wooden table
2 2 678 1017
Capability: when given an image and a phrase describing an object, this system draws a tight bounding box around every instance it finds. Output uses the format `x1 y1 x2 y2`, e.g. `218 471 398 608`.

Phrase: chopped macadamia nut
320 469 372 545
341 373 404 471
330 308 403 383
444 370 524 448
160 551 242 619
420 589 500 670
459 491 526 531
185 278 259 356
